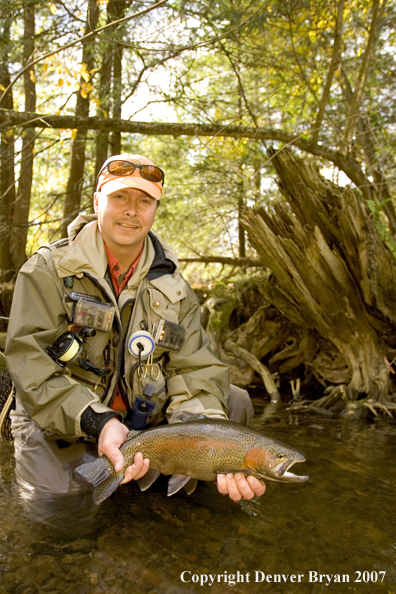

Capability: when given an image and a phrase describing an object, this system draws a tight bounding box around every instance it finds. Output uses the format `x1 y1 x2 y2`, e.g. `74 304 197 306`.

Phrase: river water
0 398 395 594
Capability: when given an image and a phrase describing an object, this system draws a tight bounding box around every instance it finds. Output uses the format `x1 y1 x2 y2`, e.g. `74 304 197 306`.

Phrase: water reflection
1 400 396 594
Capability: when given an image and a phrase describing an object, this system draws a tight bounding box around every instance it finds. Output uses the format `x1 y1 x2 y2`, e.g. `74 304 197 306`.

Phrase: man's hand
216 473 266 501
98 417 149 485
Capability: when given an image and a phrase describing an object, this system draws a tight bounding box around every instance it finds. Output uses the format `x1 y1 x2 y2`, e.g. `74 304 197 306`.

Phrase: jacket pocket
148 289 180 324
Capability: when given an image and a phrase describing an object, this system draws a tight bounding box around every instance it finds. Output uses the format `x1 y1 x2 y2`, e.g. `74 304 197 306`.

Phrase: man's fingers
109 450 124 473
247 475 266 496
225 473 243 501
216 473 266 501
233 473 256 500
216 473 228 495
120 453 149 484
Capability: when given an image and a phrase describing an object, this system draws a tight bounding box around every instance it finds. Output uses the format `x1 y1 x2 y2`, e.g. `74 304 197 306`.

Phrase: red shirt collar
105 244 143 296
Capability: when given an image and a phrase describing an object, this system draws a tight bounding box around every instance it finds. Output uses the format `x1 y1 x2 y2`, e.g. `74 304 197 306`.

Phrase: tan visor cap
97 153 163 200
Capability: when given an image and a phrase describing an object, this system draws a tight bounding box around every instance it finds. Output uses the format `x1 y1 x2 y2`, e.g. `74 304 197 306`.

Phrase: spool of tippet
127 330 155 359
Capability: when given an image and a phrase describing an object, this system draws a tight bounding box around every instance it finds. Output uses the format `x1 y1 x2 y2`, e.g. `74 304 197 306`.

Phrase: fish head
245 439 309 483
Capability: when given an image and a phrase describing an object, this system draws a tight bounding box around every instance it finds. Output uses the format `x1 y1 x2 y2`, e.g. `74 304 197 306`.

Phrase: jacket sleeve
165 283 229 423
5 253 113 438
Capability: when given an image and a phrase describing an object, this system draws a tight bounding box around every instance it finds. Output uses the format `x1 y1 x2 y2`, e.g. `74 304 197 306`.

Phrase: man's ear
93 192 99 213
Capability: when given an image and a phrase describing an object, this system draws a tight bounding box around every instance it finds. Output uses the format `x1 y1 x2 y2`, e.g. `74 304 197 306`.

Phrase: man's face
94 187 157 254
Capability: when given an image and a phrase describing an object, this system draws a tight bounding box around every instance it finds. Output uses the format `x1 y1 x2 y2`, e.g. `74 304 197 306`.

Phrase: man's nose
123 198 137 215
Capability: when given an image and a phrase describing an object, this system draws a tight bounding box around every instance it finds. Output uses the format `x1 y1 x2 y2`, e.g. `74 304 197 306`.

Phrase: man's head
94 154 164 258
96 153 164 200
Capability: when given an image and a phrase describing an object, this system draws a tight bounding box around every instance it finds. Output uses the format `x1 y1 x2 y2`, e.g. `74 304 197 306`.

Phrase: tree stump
242 148 396 403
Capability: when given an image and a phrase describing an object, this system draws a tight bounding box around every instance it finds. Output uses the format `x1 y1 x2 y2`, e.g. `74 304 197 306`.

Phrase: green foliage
2 0 396 284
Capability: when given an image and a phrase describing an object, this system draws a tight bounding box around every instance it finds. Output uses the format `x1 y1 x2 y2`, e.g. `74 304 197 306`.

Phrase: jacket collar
50 214 184 302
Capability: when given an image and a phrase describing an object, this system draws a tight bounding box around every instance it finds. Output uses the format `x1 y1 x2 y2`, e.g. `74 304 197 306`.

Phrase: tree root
288 384 348 413
288 385 396 418
362 399 396 417
224 339 280 403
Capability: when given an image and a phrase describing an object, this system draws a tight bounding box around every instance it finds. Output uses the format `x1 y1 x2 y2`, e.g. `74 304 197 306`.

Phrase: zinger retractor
127 330 155 359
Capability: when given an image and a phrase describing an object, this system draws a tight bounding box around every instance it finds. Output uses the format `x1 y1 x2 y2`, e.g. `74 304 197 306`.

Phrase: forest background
1 0 396 414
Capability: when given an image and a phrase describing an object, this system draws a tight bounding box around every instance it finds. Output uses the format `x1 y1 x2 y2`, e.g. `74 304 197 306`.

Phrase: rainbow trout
75 412 309 504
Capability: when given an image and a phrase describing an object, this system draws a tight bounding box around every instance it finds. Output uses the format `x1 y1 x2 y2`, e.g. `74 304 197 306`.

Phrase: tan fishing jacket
5 215 229 440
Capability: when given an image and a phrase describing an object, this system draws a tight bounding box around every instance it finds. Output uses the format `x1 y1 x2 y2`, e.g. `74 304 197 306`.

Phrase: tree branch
178 256 265 267
342 0 385 148
0 0 170 105
311 0 345 147
0 107 375 198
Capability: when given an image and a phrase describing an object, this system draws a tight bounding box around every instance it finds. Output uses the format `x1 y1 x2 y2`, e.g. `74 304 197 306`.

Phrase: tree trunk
0 17 15 282
61 0 99 237
10 0 36 274
109 0 127 155
242 148 396 401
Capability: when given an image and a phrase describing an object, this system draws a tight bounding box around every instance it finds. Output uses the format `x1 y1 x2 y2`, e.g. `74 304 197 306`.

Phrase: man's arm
5 253 115 437
165 284 230 422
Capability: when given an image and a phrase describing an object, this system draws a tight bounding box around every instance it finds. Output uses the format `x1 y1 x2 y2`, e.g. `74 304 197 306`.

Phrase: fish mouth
270 458 309 483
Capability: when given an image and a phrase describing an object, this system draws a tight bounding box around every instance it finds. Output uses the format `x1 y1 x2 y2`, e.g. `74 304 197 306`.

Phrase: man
5 153 265 503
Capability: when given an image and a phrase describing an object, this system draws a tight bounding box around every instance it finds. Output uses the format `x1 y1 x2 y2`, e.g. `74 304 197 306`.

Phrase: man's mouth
117 221 141 229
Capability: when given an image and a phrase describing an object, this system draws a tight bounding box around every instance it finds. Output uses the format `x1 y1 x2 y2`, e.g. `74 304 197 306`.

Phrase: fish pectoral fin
138 468 161 492
167 474 193 496
183 478 198 495
173 411 207 423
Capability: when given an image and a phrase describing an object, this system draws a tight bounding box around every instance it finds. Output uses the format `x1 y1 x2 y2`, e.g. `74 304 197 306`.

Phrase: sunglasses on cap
98 159 165 185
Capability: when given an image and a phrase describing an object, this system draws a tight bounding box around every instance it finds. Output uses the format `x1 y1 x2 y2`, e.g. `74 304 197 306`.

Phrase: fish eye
277 453 286 459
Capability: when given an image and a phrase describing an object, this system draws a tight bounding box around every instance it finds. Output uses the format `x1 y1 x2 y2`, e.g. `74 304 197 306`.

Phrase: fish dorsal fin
183 478 198 495
138 468 161 492
173 411 207 423
126 429 141 439
167 474 192 496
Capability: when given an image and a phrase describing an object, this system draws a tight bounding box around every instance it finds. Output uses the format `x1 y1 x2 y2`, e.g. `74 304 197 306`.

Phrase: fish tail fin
75 457 113 488
93 474 124 505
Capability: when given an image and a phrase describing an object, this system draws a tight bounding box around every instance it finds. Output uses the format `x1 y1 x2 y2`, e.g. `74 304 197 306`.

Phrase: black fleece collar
146 231 177 280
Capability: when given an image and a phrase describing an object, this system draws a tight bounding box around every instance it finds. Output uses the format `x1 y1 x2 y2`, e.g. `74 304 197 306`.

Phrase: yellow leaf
82 82 94 93
49 3 57 14
80 63 90 82
80 88 88 99
101 109 108 117
29 70 36 83
71 129 77 139
0 83 6 91
58 78 64 86
42 62 49 74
